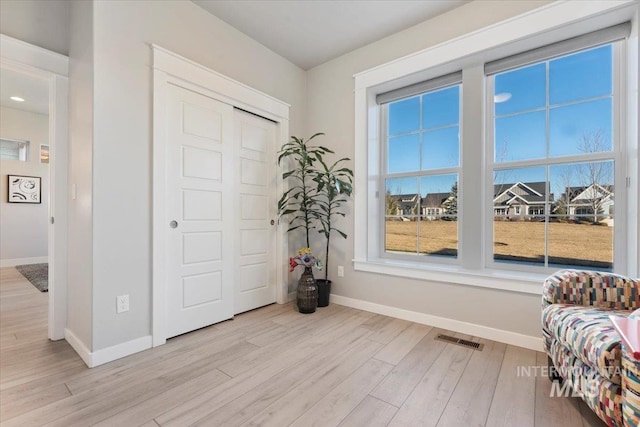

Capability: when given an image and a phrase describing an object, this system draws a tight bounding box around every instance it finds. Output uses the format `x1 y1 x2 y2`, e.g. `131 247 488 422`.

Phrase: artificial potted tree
278 133 330 313
313 151 353 307
277 133 330 246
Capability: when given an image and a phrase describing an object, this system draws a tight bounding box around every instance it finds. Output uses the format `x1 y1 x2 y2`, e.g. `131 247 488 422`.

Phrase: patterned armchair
542 269 640 427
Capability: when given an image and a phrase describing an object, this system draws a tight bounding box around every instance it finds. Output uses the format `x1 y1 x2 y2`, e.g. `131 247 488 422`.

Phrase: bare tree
553 167 574 218
576 130 613 224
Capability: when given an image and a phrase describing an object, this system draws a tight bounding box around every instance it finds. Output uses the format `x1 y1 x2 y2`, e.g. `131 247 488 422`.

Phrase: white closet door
165 83 234 338
234 109 277 314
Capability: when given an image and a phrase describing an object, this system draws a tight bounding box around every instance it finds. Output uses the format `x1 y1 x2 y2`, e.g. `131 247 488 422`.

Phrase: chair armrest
542 269 639 310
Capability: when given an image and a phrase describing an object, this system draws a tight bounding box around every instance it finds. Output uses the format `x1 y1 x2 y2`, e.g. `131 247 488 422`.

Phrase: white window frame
379 81 461 265
485 42 626 274
353 1 639 295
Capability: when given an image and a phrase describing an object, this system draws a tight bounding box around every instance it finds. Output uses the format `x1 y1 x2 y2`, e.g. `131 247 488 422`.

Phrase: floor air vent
435 334 484 351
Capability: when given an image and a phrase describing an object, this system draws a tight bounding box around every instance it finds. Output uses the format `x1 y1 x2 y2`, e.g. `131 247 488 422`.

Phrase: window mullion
485 76 497 270
494 152 617 169
461 65 485 270
612 40 628 274
544 60 550 267
379 104 388 260
417 93 423 255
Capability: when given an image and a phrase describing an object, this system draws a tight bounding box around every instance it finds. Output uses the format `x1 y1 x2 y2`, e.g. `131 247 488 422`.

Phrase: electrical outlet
116 295 129 314
337 266 344 277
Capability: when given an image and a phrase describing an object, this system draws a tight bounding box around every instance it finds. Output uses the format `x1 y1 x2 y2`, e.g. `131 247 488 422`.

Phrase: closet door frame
151 45 290 347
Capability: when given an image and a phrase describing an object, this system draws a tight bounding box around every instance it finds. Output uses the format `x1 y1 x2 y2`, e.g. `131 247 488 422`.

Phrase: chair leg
548 356 563 383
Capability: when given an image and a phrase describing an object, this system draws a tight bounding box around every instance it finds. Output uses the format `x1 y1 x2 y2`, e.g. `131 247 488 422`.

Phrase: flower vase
297 267 317 314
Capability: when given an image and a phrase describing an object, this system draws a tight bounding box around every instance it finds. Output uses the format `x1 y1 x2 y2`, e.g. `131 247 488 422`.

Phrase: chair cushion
543 304 630 384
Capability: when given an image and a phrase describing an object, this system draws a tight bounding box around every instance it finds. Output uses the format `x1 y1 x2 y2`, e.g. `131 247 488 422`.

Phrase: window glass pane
385 177 419 254
493 167 546 265
549 98 612 157
419 174 458 257
495 111 545 162
494 63 545 116
383 81 461 261
422 126 459 170
490 43 616 272
422 85 459 129
550 45 612 105
549 161 613 269
388 96 420 135
388 134 420 173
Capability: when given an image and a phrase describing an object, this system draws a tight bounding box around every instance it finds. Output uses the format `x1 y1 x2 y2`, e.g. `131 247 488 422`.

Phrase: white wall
67 0 94 351
0 106 48 161
10 0 585 357
0 106 49 264
0 0 69 56
90 0 307 351
305 0 553 339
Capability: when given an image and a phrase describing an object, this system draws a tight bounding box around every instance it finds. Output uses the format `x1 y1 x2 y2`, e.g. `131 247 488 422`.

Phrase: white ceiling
0 68 49 115
193 0 469 70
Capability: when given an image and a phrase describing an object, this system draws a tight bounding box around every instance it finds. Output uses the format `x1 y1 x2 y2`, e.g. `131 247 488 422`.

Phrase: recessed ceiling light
10 96 25 102
494 93 512 103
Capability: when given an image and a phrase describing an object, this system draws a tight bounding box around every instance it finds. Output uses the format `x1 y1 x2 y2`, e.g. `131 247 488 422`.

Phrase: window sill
353 258 546 295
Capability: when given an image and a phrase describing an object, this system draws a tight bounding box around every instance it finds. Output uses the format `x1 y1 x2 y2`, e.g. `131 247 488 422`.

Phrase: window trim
353 1 639 294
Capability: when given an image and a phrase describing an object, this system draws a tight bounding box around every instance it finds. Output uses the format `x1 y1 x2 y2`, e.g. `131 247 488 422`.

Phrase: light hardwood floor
1 266 605 426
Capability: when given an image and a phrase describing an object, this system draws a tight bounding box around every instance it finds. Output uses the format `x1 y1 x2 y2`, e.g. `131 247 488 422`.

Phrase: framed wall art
8 175 41 204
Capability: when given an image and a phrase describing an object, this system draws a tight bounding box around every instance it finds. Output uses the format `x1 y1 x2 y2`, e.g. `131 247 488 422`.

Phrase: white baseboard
65 328 152 368
1 256 48 268
330 294 543 352
92 335 152 367
64 328 92 367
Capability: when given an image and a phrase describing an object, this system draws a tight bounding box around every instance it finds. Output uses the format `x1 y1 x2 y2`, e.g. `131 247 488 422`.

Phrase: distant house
392 181 594 220
493 182 550 218
388 193 421 217
421 192 452 220
557 184 614 222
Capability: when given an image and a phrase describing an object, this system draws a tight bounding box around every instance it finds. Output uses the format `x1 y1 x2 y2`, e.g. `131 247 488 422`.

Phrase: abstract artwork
8 175 41 204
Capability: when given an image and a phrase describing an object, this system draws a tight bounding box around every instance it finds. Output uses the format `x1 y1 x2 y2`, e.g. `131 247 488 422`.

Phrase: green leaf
318 146 334 153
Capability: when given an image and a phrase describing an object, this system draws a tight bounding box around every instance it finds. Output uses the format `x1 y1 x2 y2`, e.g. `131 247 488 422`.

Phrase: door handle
170 220 178 228
270 219 275 226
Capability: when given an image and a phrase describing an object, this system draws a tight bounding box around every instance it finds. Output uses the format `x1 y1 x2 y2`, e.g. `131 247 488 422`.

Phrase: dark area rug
15 263 48 292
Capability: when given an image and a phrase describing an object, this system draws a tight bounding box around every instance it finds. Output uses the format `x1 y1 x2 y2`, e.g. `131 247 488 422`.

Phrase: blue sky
387 45 614 197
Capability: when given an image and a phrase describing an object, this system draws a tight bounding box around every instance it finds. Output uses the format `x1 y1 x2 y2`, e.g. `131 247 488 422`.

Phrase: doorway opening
0 35 69 341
